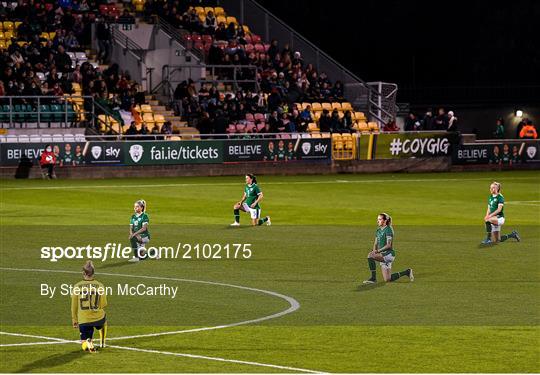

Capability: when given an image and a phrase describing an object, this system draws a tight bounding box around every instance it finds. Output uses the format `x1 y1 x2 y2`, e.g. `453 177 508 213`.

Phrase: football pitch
0 170 539 373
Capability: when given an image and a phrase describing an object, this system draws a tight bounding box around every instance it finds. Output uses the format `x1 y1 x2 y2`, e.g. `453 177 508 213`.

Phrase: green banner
359 132 458 160
123 141 224 165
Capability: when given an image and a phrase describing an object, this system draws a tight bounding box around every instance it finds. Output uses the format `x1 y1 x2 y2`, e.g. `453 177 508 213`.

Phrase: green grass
1 171 539 372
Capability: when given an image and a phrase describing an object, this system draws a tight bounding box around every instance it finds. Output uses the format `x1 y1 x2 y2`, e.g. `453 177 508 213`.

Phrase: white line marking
0 176 536 191
0 267 300 341
0 341 73 347
108 344 327 374
0 332 325 373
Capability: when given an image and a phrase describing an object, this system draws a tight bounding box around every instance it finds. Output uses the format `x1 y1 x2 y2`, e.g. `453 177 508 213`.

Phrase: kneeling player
482 182 520 244
231 174 271 226
363 213 413 284
71 260 108 352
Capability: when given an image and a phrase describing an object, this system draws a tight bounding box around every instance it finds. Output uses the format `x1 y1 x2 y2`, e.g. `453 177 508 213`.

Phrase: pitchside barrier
452 139 540 165
0 137 332 167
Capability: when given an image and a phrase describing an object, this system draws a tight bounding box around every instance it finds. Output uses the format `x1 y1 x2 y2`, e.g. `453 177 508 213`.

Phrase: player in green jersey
482 182 520 244
363 213 413 284
129 199 151 262
231 174 271 226
71 260 108 353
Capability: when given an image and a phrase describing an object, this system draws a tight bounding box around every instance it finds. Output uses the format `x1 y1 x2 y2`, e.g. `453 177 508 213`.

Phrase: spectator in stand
493 118 505 138
342 111 354 132
55 45 73 73
125 122 138 137
96 19 112 64
447 111 458 132
226 22 237 40
330 109 342 132
215 23 228 41
161 121 173 136
383 119 400 132
118 9 136 24
434 107 448 130
203 11 217 35
268 110 282 133
319 109 332 132
404 112 421 131
519 119 538 139
267 40 279 62
422 109 434 130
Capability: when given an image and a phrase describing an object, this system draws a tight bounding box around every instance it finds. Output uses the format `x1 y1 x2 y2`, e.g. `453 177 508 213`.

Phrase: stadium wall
2 158 452 179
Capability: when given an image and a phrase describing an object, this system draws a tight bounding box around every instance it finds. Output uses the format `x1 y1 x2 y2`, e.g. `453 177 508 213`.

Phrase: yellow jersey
70 279 108 324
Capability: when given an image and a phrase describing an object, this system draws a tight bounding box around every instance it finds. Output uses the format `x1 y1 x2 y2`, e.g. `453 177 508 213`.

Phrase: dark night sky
256 0 540 104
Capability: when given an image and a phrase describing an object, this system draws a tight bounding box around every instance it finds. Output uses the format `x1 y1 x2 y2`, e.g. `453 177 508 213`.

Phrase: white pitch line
108 344 327 374
0 331 325 374
0 176 536 191
0 341 73 347
0 267 300 341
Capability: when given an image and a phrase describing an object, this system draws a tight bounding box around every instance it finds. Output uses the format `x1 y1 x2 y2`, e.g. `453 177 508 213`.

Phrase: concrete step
151 105 167 111
148 100 160 106
178 127 199 134
145 95 155 101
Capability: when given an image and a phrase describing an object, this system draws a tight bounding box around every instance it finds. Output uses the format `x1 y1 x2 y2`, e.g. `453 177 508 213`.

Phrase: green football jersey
286 150 295 160
501 152 511 165
488 193 504 217
276 147 286 161
376 225 395 256
62 152 74 165
130 212 150 238
244 183 261 209
74 153 85 165
265 149 276 161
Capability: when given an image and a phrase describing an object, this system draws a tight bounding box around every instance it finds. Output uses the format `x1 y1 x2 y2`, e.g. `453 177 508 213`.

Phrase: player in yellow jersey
71 260 108 352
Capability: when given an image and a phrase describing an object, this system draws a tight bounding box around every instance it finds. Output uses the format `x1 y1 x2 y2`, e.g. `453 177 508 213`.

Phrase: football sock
367 258 376 279
485 222 492 239
130 237 139 257
500 233 510 242
390 269 410 281
98 323 107 347
234 209 240 223
257 217 269 225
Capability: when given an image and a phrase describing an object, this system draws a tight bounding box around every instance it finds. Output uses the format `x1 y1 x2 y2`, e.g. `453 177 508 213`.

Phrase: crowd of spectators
0 1 144 132
404 108 459 132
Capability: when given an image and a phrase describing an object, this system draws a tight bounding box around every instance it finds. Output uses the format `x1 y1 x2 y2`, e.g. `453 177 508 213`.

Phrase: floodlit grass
1 170 539 372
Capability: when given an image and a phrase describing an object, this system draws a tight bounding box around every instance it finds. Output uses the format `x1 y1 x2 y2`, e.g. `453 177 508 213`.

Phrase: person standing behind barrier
96 19 112 65
519 120 538 139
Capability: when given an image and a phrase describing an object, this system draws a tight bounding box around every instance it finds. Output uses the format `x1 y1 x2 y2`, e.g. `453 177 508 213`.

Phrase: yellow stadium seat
313 112 321 120
0 32 4 40
321 102 332 111
242 25 250 34
154 114 165 126
368 122 379 131
198 14 206 23
214 7 225 16
195 6 205 15
226 16 238 25
143 113 154 124
332 102 342 110
311 102 322 111
301 102 312 110
170 136 182 141
358 121 369 132
308 123 319 132
354 111 366 120
40 32 49 40
140 104 152 113
3 22 13 31
321 132 331 138
341 102 353 111
311 133 322 138
49 32 56 40
0 41 6 50
0 23 3 31
14 21 22 30
204 7 214 14
217 16 227 25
